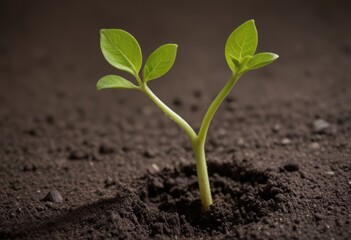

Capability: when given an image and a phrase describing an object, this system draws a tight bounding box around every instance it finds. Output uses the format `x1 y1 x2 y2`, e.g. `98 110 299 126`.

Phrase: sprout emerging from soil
97 20 278 210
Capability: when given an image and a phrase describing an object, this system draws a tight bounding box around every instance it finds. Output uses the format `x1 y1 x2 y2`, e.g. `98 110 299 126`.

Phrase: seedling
97 20 278 210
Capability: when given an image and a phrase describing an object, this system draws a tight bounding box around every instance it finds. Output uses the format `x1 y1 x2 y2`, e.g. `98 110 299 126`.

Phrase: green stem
139 73 240 211
193 73 240 210
198 73 240 146
193 139 212 210
141 83 197 144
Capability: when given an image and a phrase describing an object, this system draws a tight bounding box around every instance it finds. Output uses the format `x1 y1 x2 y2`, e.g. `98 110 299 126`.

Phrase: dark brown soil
1 0 351 239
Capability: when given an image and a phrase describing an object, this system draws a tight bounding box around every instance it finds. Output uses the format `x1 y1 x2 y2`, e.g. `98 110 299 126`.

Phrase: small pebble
144 148 157 158
325 171 335 176
151 163 160 172
281 138 291 145
237 138 245 147
314 213 323 221
42 190 63 203
313 119 330 133
309 142 320 150
45 202 60 210
147 163 160 174
284 163 299 172
273 124 281 132
36 206 45 211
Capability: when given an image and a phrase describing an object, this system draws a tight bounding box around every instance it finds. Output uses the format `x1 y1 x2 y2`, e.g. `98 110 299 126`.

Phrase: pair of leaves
225 20 278 74
97 29 177 90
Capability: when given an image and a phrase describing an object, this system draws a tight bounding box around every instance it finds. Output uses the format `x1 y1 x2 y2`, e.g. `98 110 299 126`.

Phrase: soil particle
314 213 324 221
192 90 202 99
309 142 320 150
144 148 158 158
283 163 300 172
99 143 115 155
281 138 291 145
236 138 246 147
104 177 116 188
42 190 63 203
68 150 89 160
22 164 37 172
272 124 281 133
24 129 39 137
147 163 161 174
172 98 182 107
325 171 335 176
313 119 331 133
270 187 284 195
190 104 199 112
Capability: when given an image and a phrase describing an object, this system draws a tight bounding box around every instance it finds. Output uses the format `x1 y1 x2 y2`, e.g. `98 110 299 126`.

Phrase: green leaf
100 29 142 76
143 44 178 82
96 75 138 90
225 19 258 72
247 52 279 70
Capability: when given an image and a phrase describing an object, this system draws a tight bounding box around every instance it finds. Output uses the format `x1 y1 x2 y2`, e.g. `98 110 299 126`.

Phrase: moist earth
1 0 351 239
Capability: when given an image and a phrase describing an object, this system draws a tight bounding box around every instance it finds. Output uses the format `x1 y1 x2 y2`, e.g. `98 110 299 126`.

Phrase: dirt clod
104 177 116 188
283 163 300 172
68 150 89 160
99 144 115 155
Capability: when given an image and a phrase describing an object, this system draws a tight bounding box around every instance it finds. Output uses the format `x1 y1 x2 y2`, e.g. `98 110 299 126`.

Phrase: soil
0 0 351 239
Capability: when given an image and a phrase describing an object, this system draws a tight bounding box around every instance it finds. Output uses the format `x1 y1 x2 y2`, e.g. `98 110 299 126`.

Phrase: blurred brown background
1 0 350 127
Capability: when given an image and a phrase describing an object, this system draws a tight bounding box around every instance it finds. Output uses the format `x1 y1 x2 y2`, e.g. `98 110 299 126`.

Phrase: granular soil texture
0 0 351 239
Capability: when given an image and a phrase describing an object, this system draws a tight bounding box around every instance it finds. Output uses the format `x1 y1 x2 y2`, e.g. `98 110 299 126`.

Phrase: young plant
97 20 278 210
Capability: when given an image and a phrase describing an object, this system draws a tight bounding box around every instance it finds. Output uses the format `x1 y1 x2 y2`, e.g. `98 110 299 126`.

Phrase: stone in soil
42 190 63 203
144 148 158 158
281 138 291 145
309 142 320 150
313 119 330 133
